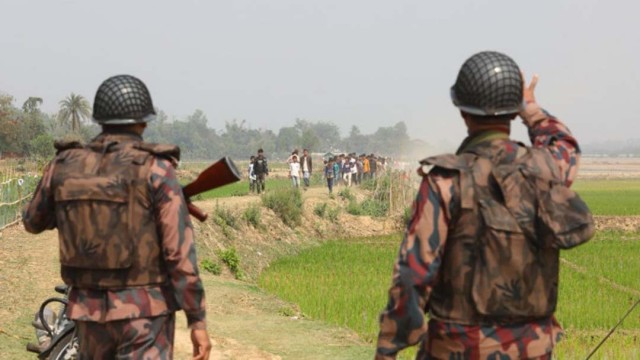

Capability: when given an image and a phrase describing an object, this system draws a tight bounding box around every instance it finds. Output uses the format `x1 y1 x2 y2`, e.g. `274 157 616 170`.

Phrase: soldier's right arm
22 161 56 233
150 158 207 330
520 75 580 187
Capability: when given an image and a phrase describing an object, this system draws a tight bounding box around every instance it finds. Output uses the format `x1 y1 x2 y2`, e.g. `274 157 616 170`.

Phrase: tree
22 97 43 114
300 128 319 151
58 93 91 132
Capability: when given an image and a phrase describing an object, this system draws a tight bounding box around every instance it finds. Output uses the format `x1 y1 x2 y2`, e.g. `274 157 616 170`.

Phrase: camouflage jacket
376 103 582 359
23 132 207 329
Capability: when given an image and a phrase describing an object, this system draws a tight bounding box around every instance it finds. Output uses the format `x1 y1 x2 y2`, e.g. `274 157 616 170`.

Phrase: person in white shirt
248 155 256 193
289 155 301 188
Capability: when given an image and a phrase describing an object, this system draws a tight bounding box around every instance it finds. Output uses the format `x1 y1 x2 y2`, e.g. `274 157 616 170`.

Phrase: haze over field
1 0 639 151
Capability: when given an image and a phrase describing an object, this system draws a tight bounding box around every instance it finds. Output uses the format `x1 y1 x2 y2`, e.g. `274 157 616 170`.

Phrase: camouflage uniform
253 155 269 194
23 131 206 358
376 102 591 359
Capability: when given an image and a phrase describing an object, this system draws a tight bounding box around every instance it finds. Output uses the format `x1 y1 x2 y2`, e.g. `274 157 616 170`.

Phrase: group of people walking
323 153 385 193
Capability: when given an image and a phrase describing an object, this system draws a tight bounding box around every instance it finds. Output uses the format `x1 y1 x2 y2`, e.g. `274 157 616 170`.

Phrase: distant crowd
246 148 388 194
320 153 386 194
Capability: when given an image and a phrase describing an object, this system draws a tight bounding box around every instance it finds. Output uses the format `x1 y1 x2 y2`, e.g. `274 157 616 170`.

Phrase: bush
262 188 304 227
213 203 238 229
360 198 388 217
346 198 388 217
314 203 328 218
346 200 363 216
243 203 262 228
220 247 243 279
338 188 355 202
327 206 340 223
201 259 222 275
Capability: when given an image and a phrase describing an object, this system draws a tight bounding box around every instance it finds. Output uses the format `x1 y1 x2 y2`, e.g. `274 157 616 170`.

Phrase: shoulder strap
54 140 83 154
133 142 181 166
420 153 476 209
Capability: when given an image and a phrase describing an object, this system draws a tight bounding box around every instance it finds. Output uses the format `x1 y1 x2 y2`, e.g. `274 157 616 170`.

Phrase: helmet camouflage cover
92 75 156 124
451 51 523 116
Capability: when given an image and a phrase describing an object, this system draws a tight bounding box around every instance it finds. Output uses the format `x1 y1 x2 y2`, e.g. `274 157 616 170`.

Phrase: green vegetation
212 203 238 239
313 202 328 217
260 231 640 358
197 178 292 199
213 203 238 229
314 202 340 223
220 247 243 279
573 179 640 215
0 170 41 228
341 172 414 218
2 87 419 161
243 203 262 228
262 187 304 227
259 236 395 342
201 258 222 275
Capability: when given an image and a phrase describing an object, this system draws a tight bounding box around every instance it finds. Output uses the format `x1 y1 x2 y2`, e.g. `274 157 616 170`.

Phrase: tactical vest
51 134 180 289
423 141 594 324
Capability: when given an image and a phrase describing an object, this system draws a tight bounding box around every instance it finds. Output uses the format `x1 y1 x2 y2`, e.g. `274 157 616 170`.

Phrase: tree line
0 91 431 161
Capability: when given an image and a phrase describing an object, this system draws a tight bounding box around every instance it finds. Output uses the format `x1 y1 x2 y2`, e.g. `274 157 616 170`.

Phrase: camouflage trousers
76 314 175 360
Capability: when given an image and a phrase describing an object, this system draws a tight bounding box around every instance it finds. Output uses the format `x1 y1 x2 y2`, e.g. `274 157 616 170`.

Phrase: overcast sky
1 0 638 150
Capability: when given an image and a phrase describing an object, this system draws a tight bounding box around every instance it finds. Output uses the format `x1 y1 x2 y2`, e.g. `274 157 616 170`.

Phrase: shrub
201 259 222 275
338 188 355 202
327 206 340 223
262 188 304 227
314 203 328 218
213 203 238 229
220 247 243 279
346 200 363 216
243 203 262 228
360 198 388 217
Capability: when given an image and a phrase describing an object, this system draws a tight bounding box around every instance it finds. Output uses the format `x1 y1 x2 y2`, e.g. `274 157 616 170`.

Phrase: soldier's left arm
375 172 453 359
22 161 56 233
151 158 207 330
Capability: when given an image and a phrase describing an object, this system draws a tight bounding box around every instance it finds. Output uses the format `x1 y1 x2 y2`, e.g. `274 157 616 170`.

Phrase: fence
0 160 41 230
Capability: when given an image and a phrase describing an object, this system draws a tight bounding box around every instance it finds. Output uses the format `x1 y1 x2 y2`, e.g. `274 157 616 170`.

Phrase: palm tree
58 93 91 132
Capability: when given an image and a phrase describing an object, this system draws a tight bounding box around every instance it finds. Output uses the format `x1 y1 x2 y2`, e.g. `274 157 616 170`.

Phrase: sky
1 0 639 151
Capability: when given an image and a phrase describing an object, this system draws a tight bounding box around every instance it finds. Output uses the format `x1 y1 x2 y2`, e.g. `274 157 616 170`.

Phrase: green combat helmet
92 74 156 124
450 51 523 116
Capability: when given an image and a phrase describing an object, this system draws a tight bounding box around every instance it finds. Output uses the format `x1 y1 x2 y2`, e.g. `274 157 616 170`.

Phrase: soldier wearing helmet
376 51 593 359
23 75 212 359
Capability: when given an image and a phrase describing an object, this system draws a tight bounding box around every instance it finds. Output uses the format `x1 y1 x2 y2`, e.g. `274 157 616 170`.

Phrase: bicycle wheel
48 332 78 360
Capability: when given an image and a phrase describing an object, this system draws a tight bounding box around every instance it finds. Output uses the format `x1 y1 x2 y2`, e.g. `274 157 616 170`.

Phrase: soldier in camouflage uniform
23 75 212 359
376 51 594 359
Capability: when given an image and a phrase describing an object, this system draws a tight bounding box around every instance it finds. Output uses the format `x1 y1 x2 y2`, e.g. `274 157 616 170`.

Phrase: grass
0 173 41 228
259 231 640 359
192 178 293 200
573 179 640 215
262 187 304 227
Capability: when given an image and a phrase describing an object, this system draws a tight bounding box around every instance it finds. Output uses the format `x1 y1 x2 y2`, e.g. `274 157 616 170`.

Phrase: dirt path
0 187 373 360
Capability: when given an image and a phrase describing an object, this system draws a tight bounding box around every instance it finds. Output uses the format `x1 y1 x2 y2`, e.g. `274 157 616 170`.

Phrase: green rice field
573 179 640 215
259 179 640 359
193 178 294 199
